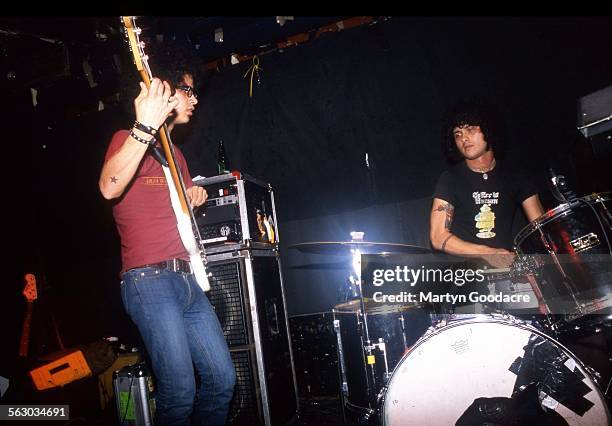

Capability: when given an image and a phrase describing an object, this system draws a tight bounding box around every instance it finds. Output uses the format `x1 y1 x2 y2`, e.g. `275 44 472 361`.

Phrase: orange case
30 350 92 390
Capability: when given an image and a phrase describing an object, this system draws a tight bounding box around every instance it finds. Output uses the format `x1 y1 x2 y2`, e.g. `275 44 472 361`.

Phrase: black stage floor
2 313 609 425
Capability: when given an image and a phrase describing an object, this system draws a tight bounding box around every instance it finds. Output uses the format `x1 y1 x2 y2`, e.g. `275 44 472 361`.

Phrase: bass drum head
382 318 610 426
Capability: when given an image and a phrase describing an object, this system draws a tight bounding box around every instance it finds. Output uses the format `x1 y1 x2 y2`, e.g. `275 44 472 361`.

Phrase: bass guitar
122 16 210 291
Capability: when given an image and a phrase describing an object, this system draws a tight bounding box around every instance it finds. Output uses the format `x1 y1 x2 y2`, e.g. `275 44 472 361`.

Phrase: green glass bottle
217 140 229 175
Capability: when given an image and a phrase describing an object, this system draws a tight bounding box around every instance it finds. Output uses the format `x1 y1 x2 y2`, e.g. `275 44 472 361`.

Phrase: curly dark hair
442 100 505 164
149 43 195 87
117 35 199 124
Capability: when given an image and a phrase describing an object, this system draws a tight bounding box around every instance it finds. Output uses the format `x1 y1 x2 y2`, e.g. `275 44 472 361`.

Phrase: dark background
2 16 611 369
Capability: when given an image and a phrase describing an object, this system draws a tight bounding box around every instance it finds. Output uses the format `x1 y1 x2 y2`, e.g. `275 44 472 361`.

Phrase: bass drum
382 316 610 426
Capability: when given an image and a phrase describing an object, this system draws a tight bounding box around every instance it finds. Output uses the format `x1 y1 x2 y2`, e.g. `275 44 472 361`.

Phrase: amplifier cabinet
289 313 340 398
577 84 612 138
206 247 298 425
194 173 279 248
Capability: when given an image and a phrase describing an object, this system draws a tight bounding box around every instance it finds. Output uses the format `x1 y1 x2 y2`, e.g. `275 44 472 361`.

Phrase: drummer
430 101 545 269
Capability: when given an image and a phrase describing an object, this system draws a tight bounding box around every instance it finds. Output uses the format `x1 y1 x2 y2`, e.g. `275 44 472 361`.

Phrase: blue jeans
121 267 236 426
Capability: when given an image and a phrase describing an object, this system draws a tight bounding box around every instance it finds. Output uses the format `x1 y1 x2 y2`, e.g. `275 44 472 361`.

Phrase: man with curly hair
99 52 235 425
430 101 544 269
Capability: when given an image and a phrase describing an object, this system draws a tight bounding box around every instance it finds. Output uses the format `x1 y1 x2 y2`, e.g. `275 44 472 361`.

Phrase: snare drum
381 315 610 425
333 300 437 420
514 192 612 323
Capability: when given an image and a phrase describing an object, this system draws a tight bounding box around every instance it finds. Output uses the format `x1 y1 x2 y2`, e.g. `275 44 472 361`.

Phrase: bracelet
130 129 156 146
133 120 158 136
440 234 455 252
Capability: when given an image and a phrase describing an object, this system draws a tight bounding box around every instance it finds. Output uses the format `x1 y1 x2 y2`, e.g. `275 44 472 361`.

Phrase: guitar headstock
121 16 153 82
22 273 38 302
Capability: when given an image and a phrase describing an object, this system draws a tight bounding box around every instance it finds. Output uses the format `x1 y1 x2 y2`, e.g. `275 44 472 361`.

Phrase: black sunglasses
176 85 197 98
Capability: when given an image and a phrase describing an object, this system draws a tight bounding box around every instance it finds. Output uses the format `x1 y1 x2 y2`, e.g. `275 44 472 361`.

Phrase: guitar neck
18 301 34 357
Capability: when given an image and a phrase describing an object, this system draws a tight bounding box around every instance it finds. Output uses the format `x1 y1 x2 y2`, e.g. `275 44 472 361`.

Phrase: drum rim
513 192 611 249
333 298 423 314
379 314 610 424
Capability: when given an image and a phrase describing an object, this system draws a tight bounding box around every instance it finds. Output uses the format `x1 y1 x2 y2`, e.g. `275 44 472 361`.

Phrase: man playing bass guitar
99 59 235 425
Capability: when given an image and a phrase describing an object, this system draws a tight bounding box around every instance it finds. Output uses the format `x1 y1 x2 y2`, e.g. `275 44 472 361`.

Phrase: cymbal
289 241 430 255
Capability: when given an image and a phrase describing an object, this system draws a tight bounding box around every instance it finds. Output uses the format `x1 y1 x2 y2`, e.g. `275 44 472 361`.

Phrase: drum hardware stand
597 197 612 235
355 291 379 407
523 271 554 318
364 339 390 382
398 316 408 348
332 319 349 396
348 232 381 409
334 314 378 425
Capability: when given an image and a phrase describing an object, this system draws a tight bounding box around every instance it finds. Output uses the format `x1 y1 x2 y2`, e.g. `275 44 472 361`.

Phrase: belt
132 258 192 274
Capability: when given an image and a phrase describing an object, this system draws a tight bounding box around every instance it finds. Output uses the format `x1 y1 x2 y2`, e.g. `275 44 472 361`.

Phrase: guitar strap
149 144 168 167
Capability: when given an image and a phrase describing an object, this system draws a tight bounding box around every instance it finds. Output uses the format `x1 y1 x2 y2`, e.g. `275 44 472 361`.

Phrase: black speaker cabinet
288 313 340 398
206 245 298 425
577 84 612 138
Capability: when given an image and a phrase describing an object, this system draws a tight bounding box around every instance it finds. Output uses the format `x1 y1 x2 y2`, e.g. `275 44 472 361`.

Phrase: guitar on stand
18 273 65 359
121 16 210 292
18 274 38 358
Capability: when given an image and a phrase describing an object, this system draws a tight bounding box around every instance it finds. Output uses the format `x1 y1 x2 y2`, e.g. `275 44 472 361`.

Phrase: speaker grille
205 252 297 425
207 261 249 347
227 350 259 425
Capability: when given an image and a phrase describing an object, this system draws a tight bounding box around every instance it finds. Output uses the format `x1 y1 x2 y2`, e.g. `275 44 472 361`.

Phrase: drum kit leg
326 193 612 425
333 301 439 423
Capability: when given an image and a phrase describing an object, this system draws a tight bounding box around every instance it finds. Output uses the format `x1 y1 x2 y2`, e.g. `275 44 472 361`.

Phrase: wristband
133 120 158 136
130 129 156 146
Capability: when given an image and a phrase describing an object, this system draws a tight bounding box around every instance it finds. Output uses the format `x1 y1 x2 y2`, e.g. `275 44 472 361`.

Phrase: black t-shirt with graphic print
433 162 538 250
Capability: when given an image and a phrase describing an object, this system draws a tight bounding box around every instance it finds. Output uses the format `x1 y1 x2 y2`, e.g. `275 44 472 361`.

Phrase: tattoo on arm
110 176 118 184
435 203 455 230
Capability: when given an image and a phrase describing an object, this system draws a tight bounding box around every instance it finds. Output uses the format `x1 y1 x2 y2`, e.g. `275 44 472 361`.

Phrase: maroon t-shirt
105 130 194 272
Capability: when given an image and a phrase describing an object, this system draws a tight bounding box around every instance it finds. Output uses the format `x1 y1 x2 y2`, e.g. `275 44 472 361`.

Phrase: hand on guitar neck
134 79 178 131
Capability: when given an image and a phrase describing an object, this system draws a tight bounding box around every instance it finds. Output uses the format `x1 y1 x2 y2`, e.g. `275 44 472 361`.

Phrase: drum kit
290 192 612 425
